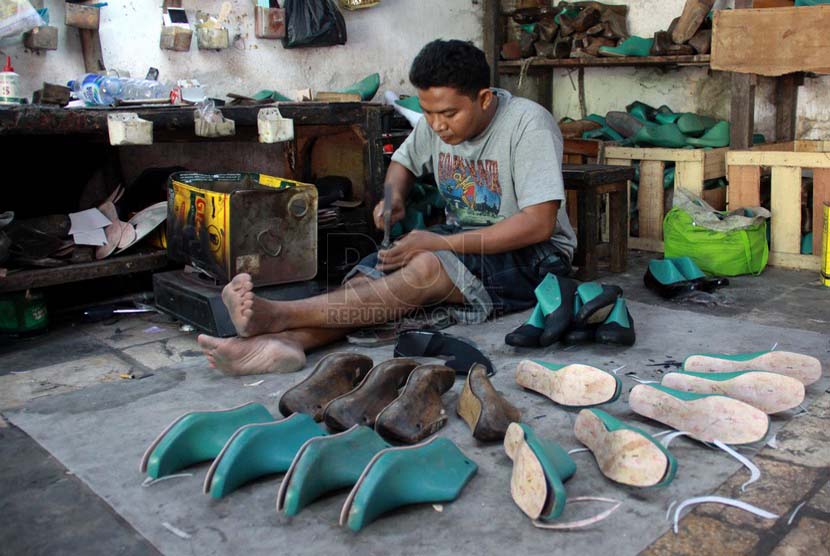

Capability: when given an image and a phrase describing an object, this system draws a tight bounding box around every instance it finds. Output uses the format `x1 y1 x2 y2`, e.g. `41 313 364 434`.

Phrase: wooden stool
562 164 634 280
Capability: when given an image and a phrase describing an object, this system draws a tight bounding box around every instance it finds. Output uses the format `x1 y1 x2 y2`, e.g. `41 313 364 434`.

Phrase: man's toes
197 334 221 351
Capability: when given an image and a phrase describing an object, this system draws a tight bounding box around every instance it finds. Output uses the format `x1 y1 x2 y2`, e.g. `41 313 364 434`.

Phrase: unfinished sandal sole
505 423 548 520
629 385 768 444
515 359 620 407
574 409 671 487
457 364 521 442
662 371 805 414
682 351 822 385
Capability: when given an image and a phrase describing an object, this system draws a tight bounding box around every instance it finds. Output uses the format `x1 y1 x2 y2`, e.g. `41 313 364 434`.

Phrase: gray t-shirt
392 88 577 261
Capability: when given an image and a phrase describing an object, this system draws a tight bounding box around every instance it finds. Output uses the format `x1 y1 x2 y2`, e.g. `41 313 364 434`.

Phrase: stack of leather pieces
651 0 714 56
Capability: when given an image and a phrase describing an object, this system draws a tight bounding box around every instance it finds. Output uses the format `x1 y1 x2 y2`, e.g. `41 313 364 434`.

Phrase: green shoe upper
535 273 566 316
516 423 576 521
586 113 606 126
667 370 773 382
586 409 676 487
602 296 630 328
525 303 545 329
667 257 706 280
341 437 477 531
278 425 390 516
686 121 730 148
648 259 688 285
599 36 655 57
252 89 293 102
338 73 380 101
204 413 326 499
655 105 680 125
627 101 657 123
647 383 719 402
395 95 422 113
676 113 717 137
683 351 770 368
141 403 274 479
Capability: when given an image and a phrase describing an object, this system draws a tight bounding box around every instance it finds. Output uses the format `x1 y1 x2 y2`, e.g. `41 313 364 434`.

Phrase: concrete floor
1 251 828 555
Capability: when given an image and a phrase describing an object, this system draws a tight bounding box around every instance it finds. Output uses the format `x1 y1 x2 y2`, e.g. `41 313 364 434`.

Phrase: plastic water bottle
68 74 169 106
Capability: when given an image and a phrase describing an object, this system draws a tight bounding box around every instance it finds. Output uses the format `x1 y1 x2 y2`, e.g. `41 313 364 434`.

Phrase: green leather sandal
626 101 658 123
574 408 676 487
140 403 274 479
203 413 327 499
506 274 578 347
505 303 545 347
515 359 621 407
644 258 698 299
277 425 390 516
339 437 478 531
668 256 729 293
595 297 635 346
662 370 805 414
655 105 680 125
629 384 769 444
504 423 576 521
338 73 380 101
686 120 730 148
682 350 822 385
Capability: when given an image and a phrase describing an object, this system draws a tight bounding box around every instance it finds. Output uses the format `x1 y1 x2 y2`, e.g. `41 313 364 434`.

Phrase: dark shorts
343 224 571 323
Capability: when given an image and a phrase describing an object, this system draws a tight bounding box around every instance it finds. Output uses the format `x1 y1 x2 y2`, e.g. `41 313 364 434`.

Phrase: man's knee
405 252 445 286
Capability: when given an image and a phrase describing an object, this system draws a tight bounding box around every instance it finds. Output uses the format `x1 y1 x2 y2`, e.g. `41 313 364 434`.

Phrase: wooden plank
604 146 703 163
774 73 801 142
794 140 830 153
314 92 362 102
728 151 830 168
814 168 830 257
752 141 796 152
563 138 601 159
0 251 168 293
768 252 822 270
711 6 830 76
80 29 105 72
702 147 728 181
639 160 666 241
629 237 664 253
675 160 705 198
730 73 755 149
702 187 727 211
498 54 710 73
753 0 794 7
608 185 628 272
770 166 803 254
726 165 762 208
606 158 633 236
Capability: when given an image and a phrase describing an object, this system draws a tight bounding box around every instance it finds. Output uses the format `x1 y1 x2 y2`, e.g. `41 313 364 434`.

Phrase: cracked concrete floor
1 251 828 556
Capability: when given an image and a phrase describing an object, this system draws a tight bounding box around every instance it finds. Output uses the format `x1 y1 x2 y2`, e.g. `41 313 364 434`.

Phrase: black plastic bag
282 0 347 48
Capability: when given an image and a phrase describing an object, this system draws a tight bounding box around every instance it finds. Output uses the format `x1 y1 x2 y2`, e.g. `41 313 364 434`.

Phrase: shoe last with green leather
338 73 380 101
203 413 327 499
633 122 689 148
676 113 717 137
686 121 730 148
595 297 636 346
643 259 698 299
598 36 654 57
140 403 274 479
573 281 623 325
277 425 390 516
339 437 477 531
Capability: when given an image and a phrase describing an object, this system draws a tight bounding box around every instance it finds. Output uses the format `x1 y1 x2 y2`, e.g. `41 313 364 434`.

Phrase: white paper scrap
69 208 111 234
72 228 107 246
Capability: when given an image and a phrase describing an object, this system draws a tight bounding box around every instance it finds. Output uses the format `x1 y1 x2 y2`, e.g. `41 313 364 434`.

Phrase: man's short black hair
409 39 491 98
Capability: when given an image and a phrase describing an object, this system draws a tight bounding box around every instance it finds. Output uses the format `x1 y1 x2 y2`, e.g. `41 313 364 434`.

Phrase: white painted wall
3 0 483 101
542 0 830 141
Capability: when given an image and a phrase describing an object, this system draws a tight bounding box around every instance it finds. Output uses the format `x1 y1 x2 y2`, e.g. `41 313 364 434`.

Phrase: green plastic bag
663 207 769 276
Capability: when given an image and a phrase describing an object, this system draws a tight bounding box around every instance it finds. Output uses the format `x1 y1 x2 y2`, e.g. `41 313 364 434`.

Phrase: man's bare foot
220 273 283 337
197 333 306 376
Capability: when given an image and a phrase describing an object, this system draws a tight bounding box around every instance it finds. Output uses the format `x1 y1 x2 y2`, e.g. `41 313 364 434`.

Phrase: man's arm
376 200 559 271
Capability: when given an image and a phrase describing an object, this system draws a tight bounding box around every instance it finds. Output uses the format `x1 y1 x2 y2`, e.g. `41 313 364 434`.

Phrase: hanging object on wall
282 0 346 48
338 0 381 10
254 0 286 38
195 5 231 50
258 107 294 143
160 6 192 51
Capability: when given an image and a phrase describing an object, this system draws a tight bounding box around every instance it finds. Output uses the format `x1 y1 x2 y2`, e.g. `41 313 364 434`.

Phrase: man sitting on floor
197 39 577 374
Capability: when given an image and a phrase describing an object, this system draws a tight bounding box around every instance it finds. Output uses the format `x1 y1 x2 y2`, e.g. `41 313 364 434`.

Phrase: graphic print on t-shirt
437 153 503 226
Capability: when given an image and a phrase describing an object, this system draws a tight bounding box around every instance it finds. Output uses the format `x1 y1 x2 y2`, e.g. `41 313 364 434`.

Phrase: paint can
821 201 830 287
0 56 22 105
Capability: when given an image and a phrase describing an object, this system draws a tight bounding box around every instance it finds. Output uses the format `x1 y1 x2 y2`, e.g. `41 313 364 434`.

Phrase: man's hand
372 196 406 231
376 229 447 272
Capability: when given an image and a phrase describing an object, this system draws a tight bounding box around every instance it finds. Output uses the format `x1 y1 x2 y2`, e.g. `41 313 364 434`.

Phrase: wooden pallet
727 140 830 270
604 145 729 252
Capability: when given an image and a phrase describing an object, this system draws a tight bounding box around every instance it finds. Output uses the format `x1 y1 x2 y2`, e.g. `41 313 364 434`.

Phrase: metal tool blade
381 182 392 249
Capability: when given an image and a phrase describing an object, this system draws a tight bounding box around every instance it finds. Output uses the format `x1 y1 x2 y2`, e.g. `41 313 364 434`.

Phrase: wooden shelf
0 250 169 293
499 55 711 74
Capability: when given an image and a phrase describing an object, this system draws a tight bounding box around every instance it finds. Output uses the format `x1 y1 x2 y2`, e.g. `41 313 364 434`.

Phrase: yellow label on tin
171 179 231 275
259 174 288 189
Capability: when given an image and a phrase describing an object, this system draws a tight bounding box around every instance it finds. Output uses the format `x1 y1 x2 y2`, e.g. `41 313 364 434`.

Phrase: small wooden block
107 113 153 146
23 26 58 50
38 83 71 106
160 26 193 51
196 27 229 50
254 7 285 39
314 92 362 103
65 3 100 30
